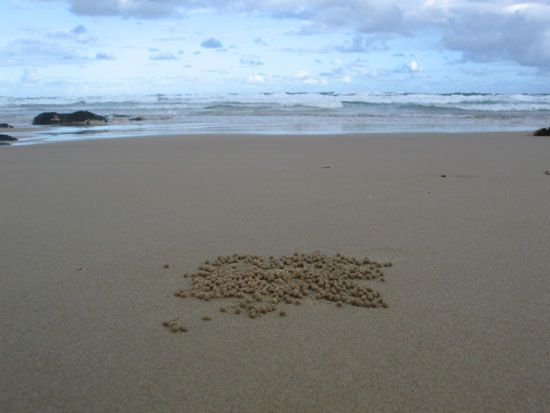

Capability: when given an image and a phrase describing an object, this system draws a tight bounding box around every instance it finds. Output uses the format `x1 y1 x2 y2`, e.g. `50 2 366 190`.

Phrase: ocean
1 92 549 145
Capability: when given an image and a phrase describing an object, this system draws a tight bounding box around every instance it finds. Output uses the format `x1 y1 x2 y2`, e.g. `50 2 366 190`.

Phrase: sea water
1 92 549 145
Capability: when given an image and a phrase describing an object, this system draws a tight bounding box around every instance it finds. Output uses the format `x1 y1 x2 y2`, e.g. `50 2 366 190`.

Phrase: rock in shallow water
0 123 14 128
0 133 17 141
32 111 108 126
534 127 550 136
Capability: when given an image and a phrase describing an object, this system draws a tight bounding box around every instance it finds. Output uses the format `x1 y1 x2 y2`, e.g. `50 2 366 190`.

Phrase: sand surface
1 132 549 412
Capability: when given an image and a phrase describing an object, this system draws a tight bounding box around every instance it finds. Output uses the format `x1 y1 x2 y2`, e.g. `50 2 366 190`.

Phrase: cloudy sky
1 0 549 96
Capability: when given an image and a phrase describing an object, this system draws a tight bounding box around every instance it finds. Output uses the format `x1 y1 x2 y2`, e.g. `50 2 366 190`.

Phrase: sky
1 0 549 96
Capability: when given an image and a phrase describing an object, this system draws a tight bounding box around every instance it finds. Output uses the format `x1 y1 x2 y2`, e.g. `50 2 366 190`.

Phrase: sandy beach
0 132 549 412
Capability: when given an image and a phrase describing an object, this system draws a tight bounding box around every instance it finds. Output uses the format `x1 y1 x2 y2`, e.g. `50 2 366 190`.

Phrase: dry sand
0 132 549 412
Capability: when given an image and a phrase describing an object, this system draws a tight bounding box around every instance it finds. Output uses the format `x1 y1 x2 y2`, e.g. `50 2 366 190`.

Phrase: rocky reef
0 133 17 146
32 111 108 126
534 127 550 136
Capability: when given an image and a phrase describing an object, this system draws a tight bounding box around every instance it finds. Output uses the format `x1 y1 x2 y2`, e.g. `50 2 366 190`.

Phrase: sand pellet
162 319 188 333
172 251 391 320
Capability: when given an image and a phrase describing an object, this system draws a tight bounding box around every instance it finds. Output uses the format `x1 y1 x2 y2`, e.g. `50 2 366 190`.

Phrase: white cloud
20 68 40 84
64 0 179 18
336 34 388 53
201 37 223 49
0 39 89 66
294 70 310 78
248 73 265 83
392 60 423 75
441 7 550 69
48 24 96 44
294 69 327 85
71 24 87 35
319 59 377 82
149 52 178 60
303 77 328 85
240 55 263 66
32 0 550 69
96 52 116 60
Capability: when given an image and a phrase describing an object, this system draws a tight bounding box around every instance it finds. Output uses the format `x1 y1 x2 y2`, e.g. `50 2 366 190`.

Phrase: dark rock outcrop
534 127 550 136
130 116 144 121
32 111 108 126
0 133 17 141
0 123 14 128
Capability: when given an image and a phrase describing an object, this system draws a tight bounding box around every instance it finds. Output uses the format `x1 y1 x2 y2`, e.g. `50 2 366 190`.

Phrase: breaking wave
1 92 549 145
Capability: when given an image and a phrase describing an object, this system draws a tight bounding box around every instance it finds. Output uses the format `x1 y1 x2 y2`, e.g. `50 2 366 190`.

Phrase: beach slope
0 132 549 412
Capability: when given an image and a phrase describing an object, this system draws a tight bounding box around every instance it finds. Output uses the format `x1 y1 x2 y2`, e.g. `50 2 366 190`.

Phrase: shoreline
1 128 539 148
1 131 549 411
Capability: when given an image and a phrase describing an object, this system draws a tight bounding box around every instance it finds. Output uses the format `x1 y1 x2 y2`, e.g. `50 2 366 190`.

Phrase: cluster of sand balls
162 319 188 333
163 251 391 332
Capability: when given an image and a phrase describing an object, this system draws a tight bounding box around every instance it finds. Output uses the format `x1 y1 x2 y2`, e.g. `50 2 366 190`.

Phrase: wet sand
1 132 549 412
0 126 40 133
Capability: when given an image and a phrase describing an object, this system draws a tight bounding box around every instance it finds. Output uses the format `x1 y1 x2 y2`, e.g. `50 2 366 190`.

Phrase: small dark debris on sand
163 264 170 269
544 170 550 176
440 174 446 178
